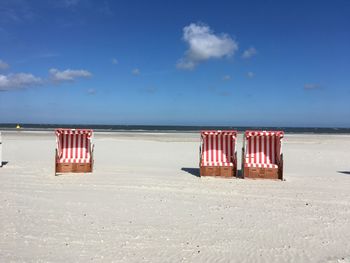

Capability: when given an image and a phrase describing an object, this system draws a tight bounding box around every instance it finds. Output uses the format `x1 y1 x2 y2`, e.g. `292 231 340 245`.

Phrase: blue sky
0 0 349 127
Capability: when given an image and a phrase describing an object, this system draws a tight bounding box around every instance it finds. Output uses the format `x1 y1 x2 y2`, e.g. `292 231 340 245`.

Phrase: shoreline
2 129 350 136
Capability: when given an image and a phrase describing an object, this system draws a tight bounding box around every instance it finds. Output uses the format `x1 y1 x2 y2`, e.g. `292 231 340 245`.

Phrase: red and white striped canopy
55 129 93 164
200 130 237 166
244 130 284 168
245 130 284 138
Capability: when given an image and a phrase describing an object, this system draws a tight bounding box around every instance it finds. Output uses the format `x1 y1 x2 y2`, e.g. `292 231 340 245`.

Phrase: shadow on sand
181 167 200 177
236 169 243 179
181 167 244 178
1 161 9 167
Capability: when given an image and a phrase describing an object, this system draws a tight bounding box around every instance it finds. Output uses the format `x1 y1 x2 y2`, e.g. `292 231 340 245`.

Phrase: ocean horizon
1 123 350 134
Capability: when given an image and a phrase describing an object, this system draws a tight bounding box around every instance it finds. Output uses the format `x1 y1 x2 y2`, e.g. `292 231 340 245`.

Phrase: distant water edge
1 123 350 134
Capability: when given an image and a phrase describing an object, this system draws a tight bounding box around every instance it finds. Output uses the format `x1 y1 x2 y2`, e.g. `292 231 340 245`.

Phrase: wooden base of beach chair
56 163 92 174
200 166 236 177
244 167 282 180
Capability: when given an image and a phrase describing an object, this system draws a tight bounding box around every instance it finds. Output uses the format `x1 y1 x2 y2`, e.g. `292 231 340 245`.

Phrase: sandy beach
0 131 350 262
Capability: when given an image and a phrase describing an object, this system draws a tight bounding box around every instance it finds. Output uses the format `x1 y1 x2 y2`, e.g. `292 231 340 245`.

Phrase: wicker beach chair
55 129 94 174
199 130 237 177
242 130 284 180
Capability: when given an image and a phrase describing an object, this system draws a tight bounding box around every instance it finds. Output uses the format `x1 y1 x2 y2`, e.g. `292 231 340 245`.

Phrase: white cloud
242 47 257 59
0 1 34 24
218 91 232 97
304 83 321 90
87 88 96 94
49 68 92 82
142 86 157 94
177 23 238 70
64 0 80 7
0 66 93 92
176 59 196 70
208 86 231 97
99 1 113 16
0 59 9 70
247 72 254 78
37 53 60 59
112 58 118 64
132 68 140 75
222 75 231 81
0 73 42 91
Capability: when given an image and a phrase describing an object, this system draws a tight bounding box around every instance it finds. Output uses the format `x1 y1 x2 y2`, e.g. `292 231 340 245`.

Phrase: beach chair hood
244 130 284 168
55 129 93 164
200 130 237 167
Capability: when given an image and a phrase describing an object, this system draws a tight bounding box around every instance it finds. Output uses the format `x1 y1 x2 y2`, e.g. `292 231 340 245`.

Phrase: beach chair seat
199 130 237 177
57 157 91 164
242 130 284 180
244 163 279 168
201 161 234 166
55 129 94 174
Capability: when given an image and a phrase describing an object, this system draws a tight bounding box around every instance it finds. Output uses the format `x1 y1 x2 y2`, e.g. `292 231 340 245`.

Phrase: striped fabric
55 129 93 164
200 130 237 166
244 131 283 169
245 163 278 168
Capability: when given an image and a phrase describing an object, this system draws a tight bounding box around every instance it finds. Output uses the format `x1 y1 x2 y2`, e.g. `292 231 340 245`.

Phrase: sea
0 123 349 134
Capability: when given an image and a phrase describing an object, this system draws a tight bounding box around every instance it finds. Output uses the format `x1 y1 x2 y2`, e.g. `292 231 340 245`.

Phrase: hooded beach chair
200 130 237 177
242 130 284 180
55 129 94 174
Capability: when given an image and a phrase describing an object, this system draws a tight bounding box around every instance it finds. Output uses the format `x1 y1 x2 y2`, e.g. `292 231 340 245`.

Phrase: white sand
0 131 350 262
